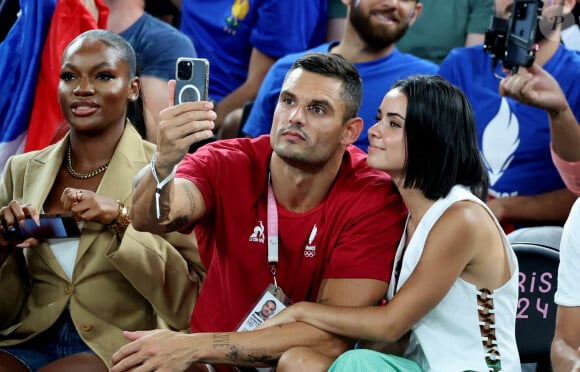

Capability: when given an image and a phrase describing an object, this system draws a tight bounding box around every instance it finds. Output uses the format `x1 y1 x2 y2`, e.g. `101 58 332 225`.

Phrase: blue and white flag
0 0 57 177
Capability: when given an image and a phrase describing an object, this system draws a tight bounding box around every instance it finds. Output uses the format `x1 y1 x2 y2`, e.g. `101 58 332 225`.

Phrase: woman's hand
258 302 303 329
0 200 40 248
61 187 120 225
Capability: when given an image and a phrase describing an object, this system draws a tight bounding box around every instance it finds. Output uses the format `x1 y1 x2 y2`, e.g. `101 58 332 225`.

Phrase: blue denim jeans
0 310 94 371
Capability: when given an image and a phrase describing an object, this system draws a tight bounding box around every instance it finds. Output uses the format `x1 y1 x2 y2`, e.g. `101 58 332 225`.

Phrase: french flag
0 0 57 177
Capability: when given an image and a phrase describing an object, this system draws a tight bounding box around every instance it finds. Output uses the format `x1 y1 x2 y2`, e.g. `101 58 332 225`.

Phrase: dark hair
65 29 146 137
288 52 363 123
393 75 488 200
126 63 147 139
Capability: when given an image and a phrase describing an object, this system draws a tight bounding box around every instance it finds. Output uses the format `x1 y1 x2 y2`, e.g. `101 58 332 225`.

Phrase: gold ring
76 191 83 202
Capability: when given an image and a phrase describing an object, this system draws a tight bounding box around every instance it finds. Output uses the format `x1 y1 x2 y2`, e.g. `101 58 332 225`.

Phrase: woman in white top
261 75 520 371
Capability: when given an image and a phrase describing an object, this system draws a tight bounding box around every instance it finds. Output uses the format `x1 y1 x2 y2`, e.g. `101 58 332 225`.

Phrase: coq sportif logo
249 221 265 243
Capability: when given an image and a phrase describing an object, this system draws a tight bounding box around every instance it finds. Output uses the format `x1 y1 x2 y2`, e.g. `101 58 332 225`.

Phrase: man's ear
408 3 423 26
341 117 364 146
345 0 359 8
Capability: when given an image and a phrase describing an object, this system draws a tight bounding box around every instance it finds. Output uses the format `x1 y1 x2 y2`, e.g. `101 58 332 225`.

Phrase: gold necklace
65 143 109 179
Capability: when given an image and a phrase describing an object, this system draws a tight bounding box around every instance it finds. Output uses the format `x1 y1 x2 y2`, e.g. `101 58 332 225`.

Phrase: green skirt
328 349 423 372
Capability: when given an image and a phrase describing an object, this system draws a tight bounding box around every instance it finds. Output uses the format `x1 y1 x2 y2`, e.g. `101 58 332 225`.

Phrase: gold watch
107 200 130 235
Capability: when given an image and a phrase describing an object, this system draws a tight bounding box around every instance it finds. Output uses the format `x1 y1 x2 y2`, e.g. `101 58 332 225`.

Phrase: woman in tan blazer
0 30 204 371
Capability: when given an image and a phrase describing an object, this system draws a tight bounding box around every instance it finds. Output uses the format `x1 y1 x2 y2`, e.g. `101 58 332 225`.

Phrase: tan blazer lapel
22 138 71 279
75 124 152 262
95 123 150 206
23 138 68 210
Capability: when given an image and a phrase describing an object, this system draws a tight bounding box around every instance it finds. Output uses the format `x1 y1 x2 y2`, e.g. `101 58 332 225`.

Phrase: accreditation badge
236 284 291 332
234 285 291 372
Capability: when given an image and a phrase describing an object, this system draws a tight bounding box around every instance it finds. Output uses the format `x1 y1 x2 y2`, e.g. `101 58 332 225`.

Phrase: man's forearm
550 106 580 162
198 322 350 367
489 188 577 224
464 33 484 47
551 338 580 372
130 163 175 234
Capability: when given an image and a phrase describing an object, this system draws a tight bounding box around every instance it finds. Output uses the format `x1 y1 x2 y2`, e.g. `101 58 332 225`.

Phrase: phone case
2 214 81 241
175 57 210 105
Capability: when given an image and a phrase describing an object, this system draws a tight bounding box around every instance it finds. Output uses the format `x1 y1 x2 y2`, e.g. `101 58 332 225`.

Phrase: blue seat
508 226 562 367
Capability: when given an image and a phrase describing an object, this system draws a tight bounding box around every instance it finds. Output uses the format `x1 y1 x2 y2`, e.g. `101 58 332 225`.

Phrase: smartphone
174 57 210 105
1 214 81 241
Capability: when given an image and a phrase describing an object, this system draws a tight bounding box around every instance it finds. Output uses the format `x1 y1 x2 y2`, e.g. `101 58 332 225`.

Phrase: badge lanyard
267 173 279 288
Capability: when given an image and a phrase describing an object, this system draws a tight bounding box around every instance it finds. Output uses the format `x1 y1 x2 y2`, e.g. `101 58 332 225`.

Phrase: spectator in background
110 53 407 372
0 29 202 372
438 0 580 231
0 0 19 42
561 0 580 50
172 0 327 140
498 55 580 372
144 0 181 27
105 0 197 143
499 62 580 194
242 0 437 152
327 0 347 41
396 0 495 64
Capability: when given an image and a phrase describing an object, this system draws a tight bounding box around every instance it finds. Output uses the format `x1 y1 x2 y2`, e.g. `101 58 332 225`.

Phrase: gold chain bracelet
106 200 130 235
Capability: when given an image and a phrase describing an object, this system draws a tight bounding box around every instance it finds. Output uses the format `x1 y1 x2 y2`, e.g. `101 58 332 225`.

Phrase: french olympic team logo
304 224 318 258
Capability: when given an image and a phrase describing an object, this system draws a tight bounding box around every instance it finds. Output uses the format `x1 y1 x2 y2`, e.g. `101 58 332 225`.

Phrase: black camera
483 0 543 74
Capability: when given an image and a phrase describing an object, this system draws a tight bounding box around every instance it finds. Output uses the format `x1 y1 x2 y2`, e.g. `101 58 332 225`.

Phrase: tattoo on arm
212 333 230 349
212 334 276 365
226 346 276 365
166 215 189 231
317 297 330 305
245 349 276 364
163 183 197 232
180 182 196 214
226 345 240 362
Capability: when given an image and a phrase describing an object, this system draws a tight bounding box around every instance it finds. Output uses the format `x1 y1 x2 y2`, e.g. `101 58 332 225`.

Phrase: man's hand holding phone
155 81 216 178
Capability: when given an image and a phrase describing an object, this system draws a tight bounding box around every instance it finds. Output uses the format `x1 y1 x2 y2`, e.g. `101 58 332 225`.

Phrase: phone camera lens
177 60 193 80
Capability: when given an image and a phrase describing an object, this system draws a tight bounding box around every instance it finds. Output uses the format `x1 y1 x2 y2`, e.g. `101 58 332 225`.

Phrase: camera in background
484 0 543 75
